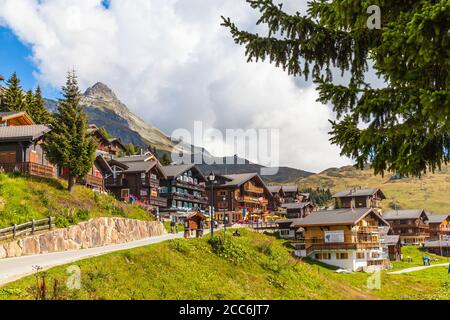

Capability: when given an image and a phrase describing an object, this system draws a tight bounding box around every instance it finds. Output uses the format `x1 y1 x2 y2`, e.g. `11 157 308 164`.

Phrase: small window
356 252 365 259
336 253 349 260
280 230 290 236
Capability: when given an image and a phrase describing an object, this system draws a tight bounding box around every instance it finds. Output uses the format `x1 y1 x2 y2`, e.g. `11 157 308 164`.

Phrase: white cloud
0 0 352 172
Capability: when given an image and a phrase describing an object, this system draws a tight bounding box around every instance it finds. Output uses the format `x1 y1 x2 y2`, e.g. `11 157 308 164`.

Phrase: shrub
208 236 246 265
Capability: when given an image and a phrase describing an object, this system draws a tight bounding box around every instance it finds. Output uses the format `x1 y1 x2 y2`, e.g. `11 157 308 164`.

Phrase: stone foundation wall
0 218 167 259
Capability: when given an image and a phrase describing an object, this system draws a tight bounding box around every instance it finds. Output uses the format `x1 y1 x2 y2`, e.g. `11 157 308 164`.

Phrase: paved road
388 263 450 275
0 232 185 286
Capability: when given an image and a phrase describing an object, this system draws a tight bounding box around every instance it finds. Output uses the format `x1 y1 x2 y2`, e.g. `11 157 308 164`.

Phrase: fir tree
160 153 172 166
24 89 35 117
0 73 26 112
43 71 96 192
32 86 53 124
222 1 450 177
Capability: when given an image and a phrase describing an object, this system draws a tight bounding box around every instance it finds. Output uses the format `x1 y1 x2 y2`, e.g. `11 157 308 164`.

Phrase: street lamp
208 172 215 238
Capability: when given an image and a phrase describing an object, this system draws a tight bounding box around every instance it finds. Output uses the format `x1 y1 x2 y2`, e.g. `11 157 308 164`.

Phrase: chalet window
356 252 365 259
172 200 176 208
336 253 349 260
315 253 331 260
141 173 146 179
280 230 290 236
177 201 182 208
194 178 197 184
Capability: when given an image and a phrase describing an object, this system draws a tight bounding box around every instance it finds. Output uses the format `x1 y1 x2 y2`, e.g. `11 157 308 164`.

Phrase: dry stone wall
0 218 167 259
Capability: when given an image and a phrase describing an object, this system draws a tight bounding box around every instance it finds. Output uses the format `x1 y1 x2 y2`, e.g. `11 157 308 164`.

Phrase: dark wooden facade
383 210 430 245
333 188 386 212
207 173 272 223
106 160 167 210
183 212 207 238
159 164 208 213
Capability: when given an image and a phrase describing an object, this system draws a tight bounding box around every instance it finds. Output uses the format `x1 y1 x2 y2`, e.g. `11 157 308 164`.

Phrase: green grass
163 221 185 233
390 246 449 271
2 231 449 300
0 173 153 229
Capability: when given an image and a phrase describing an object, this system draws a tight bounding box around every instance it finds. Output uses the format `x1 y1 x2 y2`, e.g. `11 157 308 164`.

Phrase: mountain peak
84 82 118 100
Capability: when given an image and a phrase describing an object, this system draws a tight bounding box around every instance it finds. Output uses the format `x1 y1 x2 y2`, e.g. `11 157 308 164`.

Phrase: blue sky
0 26 60 99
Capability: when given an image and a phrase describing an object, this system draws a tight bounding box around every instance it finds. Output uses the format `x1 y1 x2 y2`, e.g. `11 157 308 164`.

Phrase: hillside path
0 231 188 286
388 263 450 275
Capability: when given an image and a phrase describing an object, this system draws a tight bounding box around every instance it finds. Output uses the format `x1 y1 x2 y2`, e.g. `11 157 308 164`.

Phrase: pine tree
0 73 26 112
126 143 136 155
43 71 96 192
32 86 53 124
222 1 450 177
24 89 35 117
161 153 172 166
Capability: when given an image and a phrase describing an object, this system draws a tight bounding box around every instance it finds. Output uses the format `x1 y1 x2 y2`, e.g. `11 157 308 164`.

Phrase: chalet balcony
170 192 209 205
357 226 379 234
150 196 167 207
0 162 55 178
80 175 104 188
105 177 122 187
171 180 206 192
305 242 381 254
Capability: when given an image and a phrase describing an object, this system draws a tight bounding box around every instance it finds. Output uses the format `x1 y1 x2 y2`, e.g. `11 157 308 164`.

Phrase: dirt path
388 263 450 275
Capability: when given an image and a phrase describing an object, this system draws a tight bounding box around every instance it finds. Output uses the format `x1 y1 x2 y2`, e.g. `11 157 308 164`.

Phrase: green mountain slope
297 165 450 214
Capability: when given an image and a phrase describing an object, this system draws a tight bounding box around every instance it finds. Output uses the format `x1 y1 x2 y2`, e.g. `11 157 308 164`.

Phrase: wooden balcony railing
0 162 55 178
172 180 206 192
82 175 104 188
305 242 381 255
150 196 167 207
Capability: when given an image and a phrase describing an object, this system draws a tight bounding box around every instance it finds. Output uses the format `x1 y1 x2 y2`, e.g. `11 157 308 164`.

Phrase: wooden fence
0 217 55 242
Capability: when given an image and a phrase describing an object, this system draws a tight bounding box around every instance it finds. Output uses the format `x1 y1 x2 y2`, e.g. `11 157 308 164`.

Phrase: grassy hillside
297 165 450 214
0 173 152 229
1 230 449 300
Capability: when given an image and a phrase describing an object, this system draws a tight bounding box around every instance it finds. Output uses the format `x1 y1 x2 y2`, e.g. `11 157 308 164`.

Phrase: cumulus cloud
0 0 353 172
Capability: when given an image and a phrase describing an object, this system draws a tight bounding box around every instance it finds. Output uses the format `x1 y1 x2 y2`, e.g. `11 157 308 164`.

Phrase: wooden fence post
13 224 17 239
32 219 35 234
48 217 53 230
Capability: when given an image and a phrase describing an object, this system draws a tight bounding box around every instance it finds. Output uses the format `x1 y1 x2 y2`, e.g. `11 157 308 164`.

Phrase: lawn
0 173 153 230
1 230 449 300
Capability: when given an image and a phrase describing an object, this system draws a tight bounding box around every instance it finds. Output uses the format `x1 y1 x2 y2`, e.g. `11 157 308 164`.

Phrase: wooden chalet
267 186 285 211
379 226 402 261
105 157 167 211
88 124 127 158
275 218 304 240
426 214 450 240
159 164 208 214
333 188 385 212
294 208 390 271
0 114 55 178
424 240 450 257
282 185 300 203
282 202 314 219
383 209 430 245
208 173 272 223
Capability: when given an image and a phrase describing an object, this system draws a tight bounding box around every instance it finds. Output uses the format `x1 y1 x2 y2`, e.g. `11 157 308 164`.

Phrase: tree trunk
68 174 75 193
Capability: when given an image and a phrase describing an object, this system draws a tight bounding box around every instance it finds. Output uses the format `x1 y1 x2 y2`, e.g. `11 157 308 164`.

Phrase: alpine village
0 70 449 301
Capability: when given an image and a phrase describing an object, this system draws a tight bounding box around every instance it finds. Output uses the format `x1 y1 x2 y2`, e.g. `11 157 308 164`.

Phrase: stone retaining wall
0 218 167 259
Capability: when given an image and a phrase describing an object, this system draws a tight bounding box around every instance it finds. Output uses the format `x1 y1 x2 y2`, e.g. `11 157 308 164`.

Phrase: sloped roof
381 235 401 246
282 185 299 193
383 209 427 221
124 161 157 173
268 186 282 193
294 208 388 227
426 214 450 224
282 202 313 210
275 218 304 227
114 153 155 163
95 155 113 175
218 173 271 195
0 125 49 141
424 240 450 248
333 188 386 199
162 164 206 181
